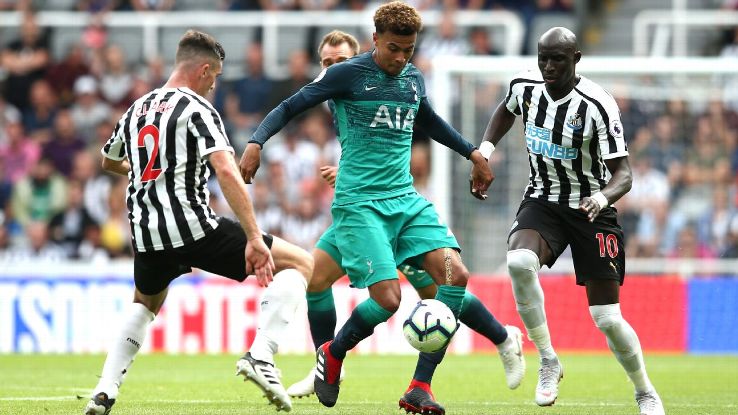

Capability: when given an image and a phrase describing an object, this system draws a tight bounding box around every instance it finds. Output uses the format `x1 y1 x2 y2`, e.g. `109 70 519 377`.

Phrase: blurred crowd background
1 0 738 264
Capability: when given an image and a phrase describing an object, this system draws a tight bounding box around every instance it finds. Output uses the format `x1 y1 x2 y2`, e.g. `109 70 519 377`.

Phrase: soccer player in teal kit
240 3 493 412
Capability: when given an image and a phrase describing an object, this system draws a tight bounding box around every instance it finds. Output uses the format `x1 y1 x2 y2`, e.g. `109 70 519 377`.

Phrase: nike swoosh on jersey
365 86 377 91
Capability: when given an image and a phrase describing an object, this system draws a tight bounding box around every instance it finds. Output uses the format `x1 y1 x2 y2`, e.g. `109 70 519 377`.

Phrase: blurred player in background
84 30 312 415
285 29 526 414
239 2 495 412
475 27 665 415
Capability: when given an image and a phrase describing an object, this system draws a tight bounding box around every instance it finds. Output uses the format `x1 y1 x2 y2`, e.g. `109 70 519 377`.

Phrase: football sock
507 249 555 359
411 347 447 384
329 298 391 360
590 304 654 393
250 269 306 364
459 292 508 345
307 287 337 350
94 302 154 399
435 285 466 317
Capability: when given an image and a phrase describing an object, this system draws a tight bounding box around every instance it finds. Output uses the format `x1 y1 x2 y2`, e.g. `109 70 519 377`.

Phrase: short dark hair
374 1 422 36
175 29 225 65
318 30 360 57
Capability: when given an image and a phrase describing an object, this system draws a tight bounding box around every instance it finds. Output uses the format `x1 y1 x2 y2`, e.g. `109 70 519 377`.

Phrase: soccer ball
402 299 459 353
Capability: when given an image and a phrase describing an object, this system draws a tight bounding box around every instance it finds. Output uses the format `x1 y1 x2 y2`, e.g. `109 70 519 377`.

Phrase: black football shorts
133 217 274 295
509 198 625 286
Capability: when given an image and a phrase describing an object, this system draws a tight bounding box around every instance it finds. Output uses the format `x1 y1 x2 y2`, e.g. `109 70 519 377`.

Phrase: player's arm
101 157 130 176
415 98 492 200
579 156 633 222
100 116 130 176
239 65 349 183
481 100 517 150
210 150 275 285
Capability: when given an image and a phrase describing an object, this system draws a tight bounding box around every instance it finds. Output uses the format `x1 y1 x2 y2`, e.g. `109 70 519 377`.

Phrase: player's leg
187 219 309 412
287 245 346 398
507 200 567 406
573 210 664 415
248 235 312 365
314 202 400 407
85 251 184 415
394 196 467 414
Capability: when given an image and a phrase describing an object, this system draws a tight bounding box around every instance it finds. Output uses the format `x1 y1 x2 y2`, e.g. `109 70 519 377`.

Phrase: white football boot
498 325 526 389
236 353 292 412
635 389 665 415
535 356 563 406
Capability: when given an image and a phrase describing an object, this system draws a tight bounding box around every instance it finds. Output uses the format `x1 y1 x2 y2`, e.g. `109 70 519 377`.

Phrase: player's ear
574 51 582 64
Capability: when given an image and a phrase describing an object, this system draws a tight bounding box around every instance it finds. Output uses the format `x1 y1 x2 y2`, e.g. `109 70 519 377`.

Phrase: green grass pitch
0 353 735 414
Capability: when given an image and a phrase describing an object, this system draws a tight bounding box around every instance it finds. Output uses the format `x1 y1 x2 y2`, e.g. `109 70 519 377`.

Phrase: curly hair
318 30 360 57
175 29 225 65
373 1 422 35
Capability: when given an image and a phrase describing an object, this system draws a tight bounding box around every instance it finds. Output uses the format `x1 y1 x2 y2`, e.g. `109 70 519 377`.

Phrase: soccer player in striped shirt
239 2 498 411
284 30 525 412
85 30 312 414
476 27 665 415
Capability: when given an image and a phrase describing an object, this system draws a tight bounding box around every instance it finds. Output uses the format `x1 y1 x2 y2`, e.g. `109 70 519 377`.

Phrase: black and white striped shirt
101 87 233 252
505 71 628 209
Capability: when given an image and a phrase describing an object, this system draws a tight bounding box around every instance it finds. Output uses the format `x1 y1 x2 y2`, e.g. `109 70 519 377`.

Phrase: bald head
538 27 578 52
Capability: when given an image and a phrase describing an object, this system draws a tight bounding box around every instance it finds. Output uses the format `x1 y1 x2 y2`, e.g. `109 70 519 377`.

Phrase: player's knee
289 249 314 281
590 303 623 332
369 283 402 313
448 265 469 287
375 295 401 313
507 249 540 281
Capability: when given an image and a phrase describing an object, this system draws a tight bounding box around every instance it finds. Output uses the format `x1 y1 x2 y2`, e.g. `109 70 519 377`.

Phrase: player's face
372 31 416 76
537 44 580 94
320 42 355 69
196 60 222 97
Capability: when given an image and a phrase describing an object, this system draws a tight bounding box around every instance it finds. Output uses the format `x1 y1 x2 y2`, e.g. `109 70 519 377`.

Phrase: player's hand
320 165 338 188
239 143 262 184
579 197 601 223
469 150 493 200
245 236 275 287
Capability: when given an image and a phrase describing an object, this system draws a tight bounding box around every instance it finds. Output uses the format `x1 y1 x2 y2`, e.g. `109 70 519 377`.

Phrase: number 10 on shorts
595 232 619 258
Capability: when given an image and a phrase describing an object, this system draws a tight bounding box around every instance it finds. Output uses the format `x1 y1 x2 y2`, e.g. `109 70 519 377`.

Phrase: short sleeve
101 113 128 160
189 108 234 159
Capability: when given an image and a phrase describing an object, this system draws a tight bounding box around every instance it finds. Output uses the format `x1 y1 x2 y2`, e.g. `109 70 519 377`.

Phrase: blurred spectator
416 10 468 62
251 178 285 237
2 221 66 262
130 0 175 10
265 123 320 208
69 150 113 226
48 180 97 258
468 26 500 55
641 115 685 187
618 154 670 257
42 109 86 177
10 157 67 227
45 43 91 106
0 97 21 139
668 223 716 259
258 0 297 10
22 79 58 142
0 117 40 184
140 55 167 88
698 187 736 254
721 214 738 258
268 49 312 110
410 142 433 201
301 110 339 167
284 179 328 249
225 0 263 10
98 44 134 107
1 12 50 111
225 43 274 152
70 75 112 142
536 0 572 12
99 176 131 257
77 0 119 13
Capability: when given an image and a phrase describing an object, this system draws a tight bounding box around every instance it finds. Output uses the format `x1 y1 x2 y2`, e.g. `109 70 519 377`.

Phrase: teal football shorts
330 192 459 289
